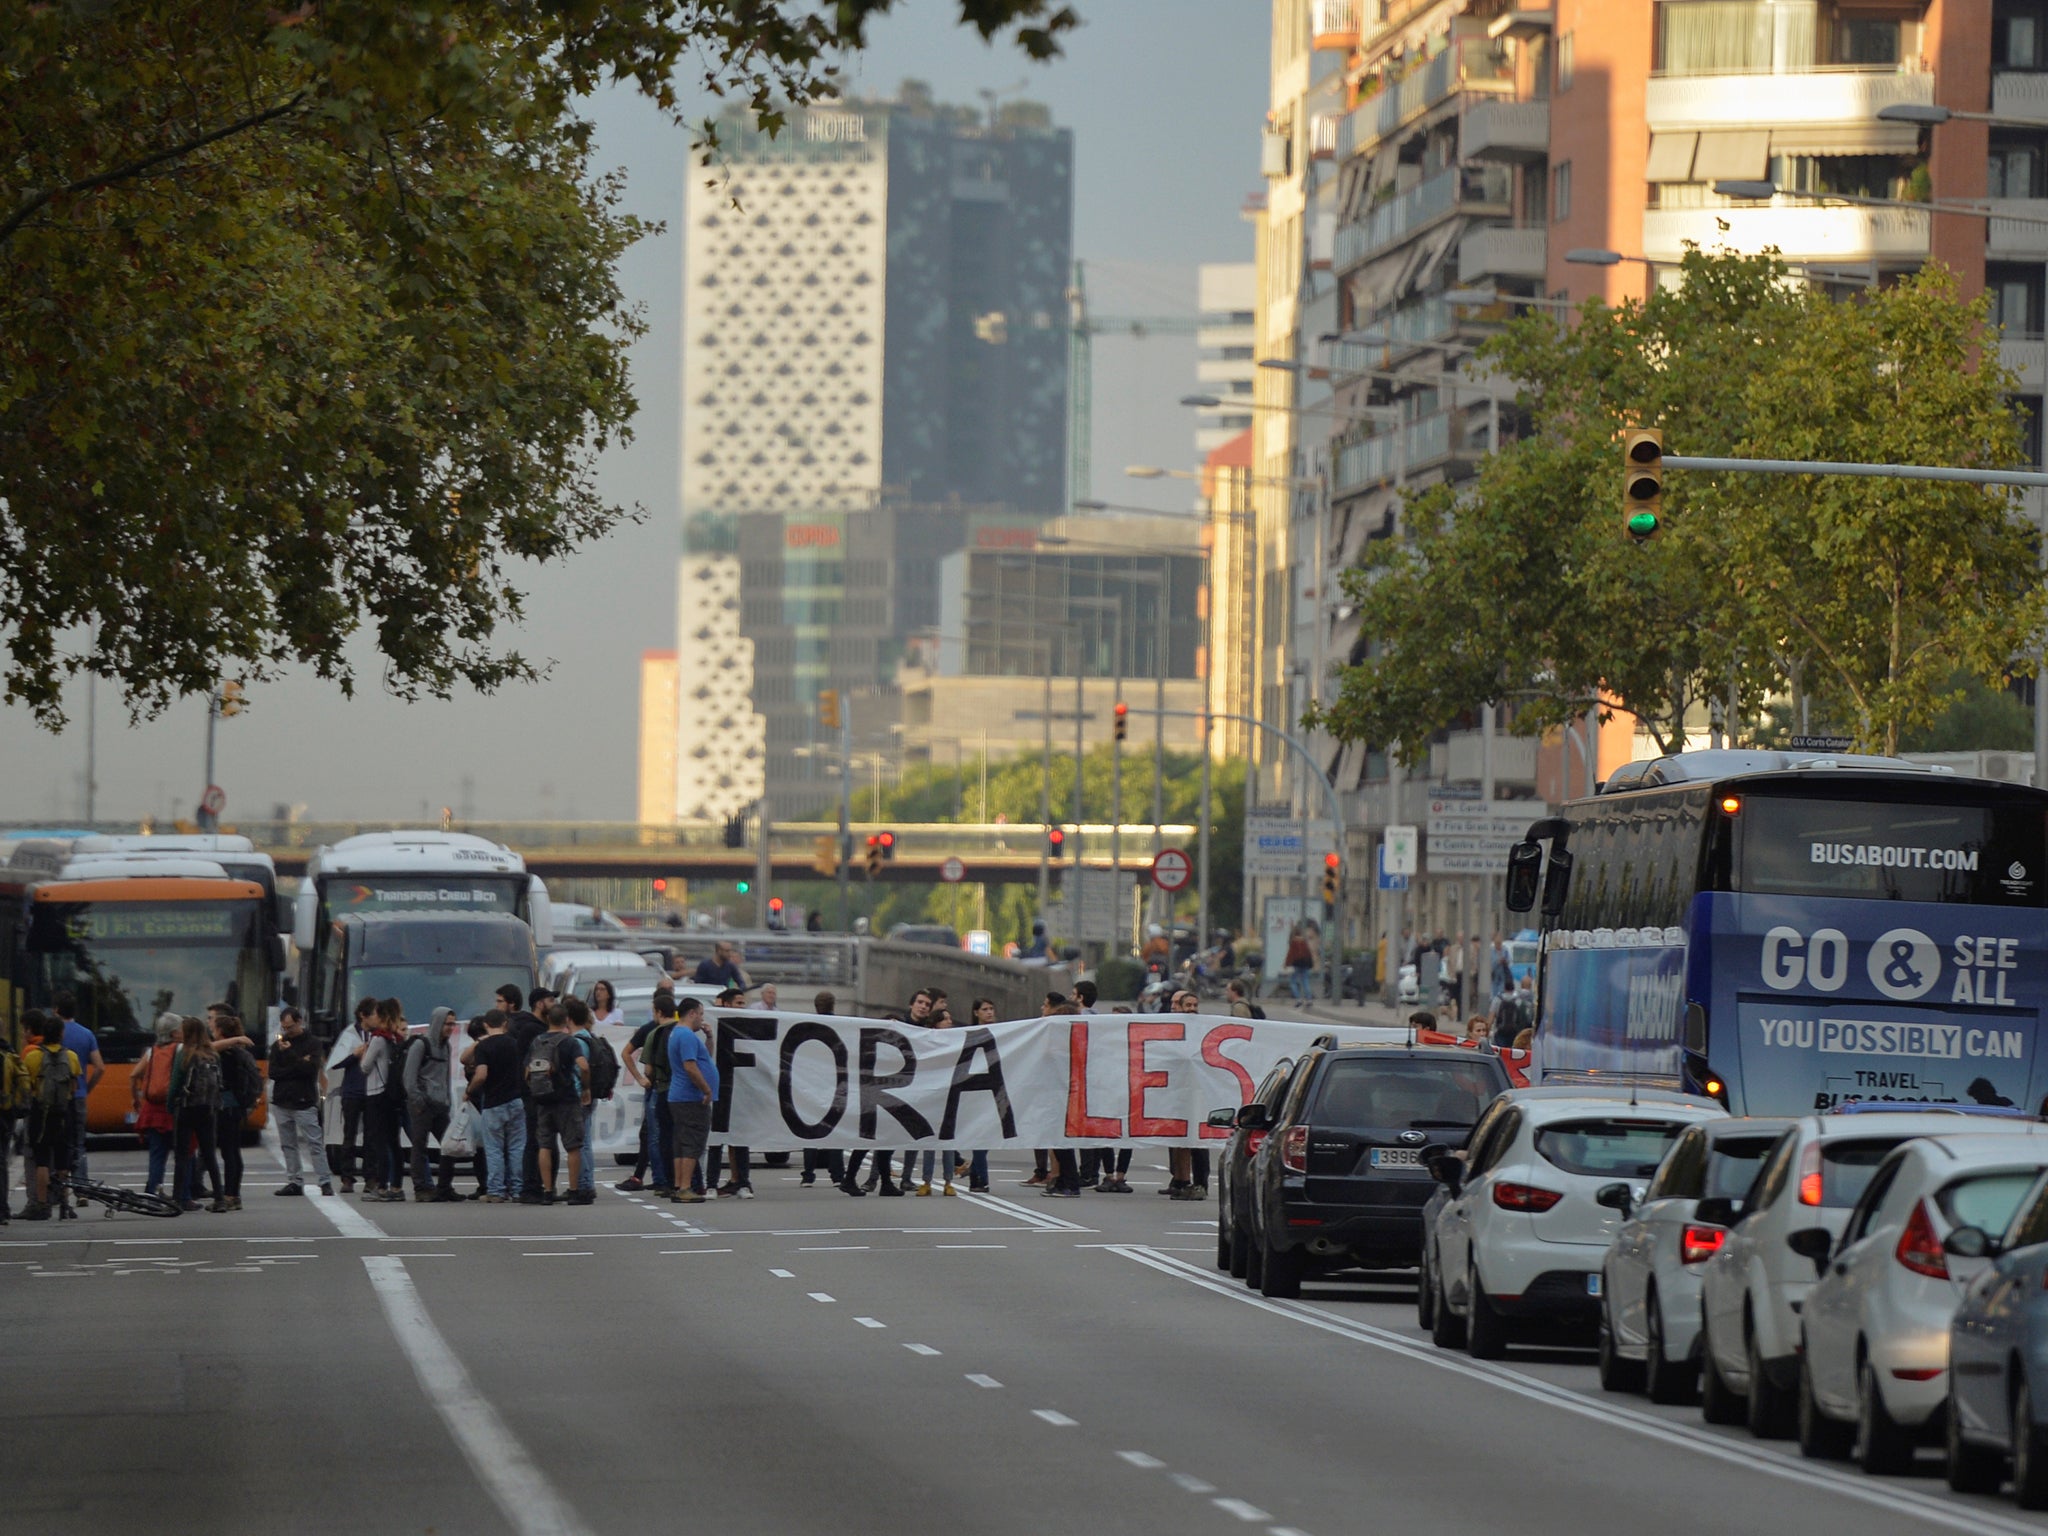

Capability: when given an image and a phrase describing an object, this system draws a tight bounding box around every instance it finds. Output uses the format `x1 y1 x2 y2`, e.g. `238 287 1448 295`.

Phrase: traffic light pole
753 800 771 929
837 714 852 934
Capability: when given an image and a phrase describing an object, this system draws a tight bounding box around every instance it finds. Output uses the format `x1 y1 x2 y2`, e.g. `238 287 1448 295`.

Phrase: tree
1 1 1076 725
1315 248 2043 762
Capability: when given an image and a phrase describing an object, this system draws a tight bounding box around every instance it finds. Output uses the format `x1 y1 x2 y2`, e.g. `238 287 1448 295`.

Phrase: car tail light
1280 1125 1309 1173
1798 1139 1824 1206
1493 1181 1564 1213
1680 1224 1727 1264
1895 1199 1948 1280
1245 1131 1269 1158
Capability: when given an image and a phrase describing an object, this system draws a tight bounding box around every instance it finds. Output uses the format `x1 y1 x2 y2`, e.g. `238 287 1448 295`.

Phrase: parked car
1797 1129 2048 1473
888 923 961 949
1948 1166 2048 1506
1423 1087 1723 1360
539 947 666 1000
1696 1109 2028 1440
1244 1042 1510 1298
1209 1056 1305 1279
1596 1116 1794 1403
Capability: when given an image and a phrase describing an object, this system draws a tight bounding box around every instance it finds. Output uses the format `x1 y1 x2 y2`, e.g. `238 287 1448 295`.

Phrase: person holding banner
665 997 718 1204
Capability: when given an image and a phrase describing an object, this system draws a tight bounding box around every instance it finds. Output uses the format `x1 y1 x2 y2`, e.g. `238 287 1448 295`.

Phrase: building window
1831 17 1899 66
1998 1 2047 68
1655 0 1815 76
1990 263 2043 336
1556 32 1575 91
1991 134 2048 198
1552 160 1573 223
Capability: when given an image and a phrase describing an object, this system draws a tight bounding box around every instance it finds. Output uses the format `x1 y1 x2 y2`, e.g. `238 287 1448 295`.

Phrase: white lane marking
935 1244 1007 1250
1110 1246 2040 1536
308 1190 387 1240
109 1238 180 1245
1117 1451 1165 1469
1032 1409 1078 1427
1213 1499 1271 1522
1268 1527 1313 1536
797 1245 870 1252
1170 1473 1216 1494
523 1252 593 1258
659 1249 733 1256
904 1344 942 1356
965 1373 1003 1389
855 1317 887 1329
769 1268 795 1278
362 1257 594 1536
808 1292 836 1303
953 1190 1091 1232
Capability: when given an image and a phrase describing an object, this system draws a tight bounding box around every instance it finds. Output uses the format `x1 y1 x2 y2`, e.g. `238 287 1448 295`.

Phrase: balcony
1644 68 1933 131
1458 225 1546 282
2001 336 2046 395
1332 410 1485 494
1310 112 1341 160
1642 203 1928 264
1990 200 2048 260
1995 72 2048 121
1462 98 1550 162
1312 0 1361 51
1339 39 1516 161
1334 163 1514 271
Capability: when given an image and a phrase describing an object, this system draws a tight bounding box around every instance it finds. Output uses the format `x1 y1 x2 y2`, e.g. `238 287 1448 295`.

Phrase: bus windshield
27 899 270 1063
348 964 534 1027
1736 792 2046 907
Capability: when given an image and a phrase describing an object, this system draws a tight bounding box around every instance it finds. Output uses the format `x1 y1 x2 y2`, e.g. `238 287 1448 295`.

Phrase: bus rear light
1280 1125 1309 1173
1798 1140 1824 1206
1680 1225 1727 1264
1494 1182 1564 1213
1895 1199 1948 1280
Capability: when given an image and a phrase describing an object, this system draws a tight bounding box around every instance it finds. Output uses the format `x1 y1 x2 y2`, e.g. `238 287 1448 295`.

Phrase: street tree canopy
0 0 1076 725
1314 248 2044 762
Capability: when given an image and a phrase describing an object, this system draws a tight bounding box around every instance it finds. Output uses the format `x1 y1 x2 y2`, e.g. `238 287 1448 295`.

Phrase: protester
565 996 615 1201
0 1026 18 1222
131 1012 182 1197
666 997 717 1203
530 1002 592 1205
1225 979 1265 1020
327 996 377 1192
693 940 749 990
1165 989 1210 1200
504 985 553 1204
620 993 678 1193
588 978 624 1029
703 987 754 1199
754 983 778 1012
354 999 408 1202
403 1006 462 1202
169 1015 226 1214
19 1010 82 1221
799 991 847 1188
210 1007 260 1210
269 1006 333 1197
1463 1013 1492 1047
50 991 103 1183
464 1009 527 1202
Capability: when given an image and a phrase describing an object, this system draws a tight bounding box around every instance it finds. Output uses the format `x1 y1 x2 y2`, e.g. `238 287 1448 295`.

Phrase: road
10 1141 2041 1536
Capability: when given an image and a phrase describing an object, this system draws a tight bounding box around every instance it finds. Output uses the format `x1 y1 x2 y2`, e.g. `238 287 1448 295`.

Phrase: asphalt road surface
9 1140 2042 1536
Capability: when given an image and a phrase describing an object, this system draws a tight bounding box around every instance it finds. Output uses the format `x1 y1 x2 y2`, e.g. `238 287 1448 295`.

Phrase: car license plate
1585 1273 1602 1297
1369 1147 1421 1168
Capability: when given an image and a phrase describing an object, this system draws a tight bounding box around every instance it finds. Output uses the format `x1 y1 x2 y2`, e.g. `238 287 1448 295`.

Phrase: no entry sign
1151 848 1193 892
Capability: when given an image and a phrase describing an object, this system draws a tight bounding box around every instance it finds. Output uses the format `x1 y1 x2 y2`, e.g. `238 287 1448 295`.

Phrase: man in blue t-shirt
665 998 718 1204
53 991 105 1181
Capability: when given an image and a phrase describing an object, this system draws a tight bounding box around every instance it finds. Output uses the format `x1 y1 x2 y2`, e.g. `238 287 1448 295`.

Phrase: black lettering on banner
858 1026 934 1141
939 1027 1016 1140
779 1022 849 1139
713 1013 776 1135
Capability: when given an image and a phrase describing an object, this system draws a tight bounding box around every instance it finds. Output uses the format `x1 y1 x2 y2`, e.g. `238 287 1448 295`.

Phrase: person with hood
325 996 377 1193
499 983 553 1205
1020 918 1049 960
403 1006 462 1202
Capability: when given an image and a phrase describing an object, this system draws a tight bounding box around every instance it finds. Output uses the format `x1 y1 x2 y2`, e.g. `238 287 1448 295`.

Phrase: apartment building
1195 263 1259 458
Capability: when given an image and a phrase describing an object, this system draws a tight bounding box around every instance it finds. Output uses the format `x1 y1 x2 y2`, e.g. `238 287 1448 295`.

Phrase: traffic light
723 813 746 849
736 878 751 895
652 877 668 894
1622 427 1664 542
877 830 896 861
217 680 246 718
1113 701 1128 742
767 896 784 924
1322 852 1341 906
866 834 883 877
812 835 838 876
817 689 841 731
1047 827 1066 855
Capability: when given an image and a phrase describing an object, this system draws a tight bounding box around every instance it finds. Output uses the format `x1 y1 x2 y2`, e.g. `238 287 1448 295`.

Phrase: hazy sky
0 1 1268 826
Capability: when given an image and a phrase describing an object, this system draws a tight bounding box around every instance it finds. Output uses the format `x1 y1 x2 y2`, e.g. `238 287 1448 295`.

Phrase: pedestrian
588 979 624 1028
502 984 553 1205
210 1007 260 1210
619 994 676 1193
1282 924 1315 1001
754 983 778 1012
1490 931 1513 1004
703 987 753 1199
805 908 823 932
168 1015 226 1214
800 991 846 1188
357 998 408 1202
403 1006 461 1202
1417 940 1442 1018
131 1012 182 1197
665 997 718 1204
692 940 749 990
268 1005 333 1197
19 1010 82 1221
1442 936 1465 1016
0 1025 21 1223
956 998 997 1194
1224 979 1265 1020
50 991 103 1184
1165 989 1210 1201
326 996 377 1192
565 996 614 1201
1462 1013 1492 1047
529 1002 592 1205
463 1009 527 1202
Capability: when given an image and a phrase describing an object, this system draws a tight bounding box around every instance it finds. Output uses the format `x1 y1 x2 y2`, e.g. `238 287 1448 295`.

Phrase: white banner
585 1012 1402 1155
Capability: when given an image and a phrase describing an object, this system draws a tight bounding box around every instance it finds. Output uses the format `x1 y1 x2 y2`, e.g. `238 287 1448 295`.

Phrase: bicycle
63 1176 182 1218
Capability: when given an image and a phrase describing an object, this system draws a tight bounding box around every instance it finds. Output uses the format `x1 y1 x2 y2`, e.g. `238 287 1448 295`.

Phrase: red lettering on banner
1065 1023 1123 1137
786 524 841 548
1127 1022 1187 1138
1199 1023 1256 1138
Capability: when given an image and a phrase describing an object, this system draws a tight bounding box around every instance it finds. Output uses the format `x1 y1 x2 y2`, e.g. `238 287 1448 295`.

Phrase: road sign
939 856 966 884
200 784 227 817
1150 848 1193 892
1376 847 1409 891
964 929 992 955
1424 798 1531 876
1383 824 1419 876
1242 814 1339 878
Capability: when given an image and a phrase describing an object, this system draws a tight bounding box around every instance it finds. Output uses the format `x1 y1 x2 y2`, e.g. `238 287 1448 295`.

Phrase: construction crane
1066 259 1206 506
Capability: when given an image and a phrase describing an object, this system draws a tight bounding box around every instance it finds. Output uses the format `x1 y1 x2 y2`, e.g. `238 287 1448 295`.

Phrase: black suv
1242 1043 1509 1299
1209 1055 1304 1279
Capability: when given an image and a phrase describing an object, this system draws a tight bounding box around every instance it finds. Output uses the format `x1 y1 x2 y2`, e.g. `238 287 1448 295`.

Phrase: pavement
8 1138 2037 1536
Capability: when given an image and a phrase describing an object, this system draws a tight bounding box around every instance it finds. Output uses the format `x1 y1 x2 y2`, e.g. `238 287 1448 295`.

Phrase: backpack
583 1031 620 1102
0 1044 28 1117
141 1044 177 1106
643 1023 674 1094
179 1049 223 1113
35 1044 77 1112
223 1045 263 1109
524 1033 569 1104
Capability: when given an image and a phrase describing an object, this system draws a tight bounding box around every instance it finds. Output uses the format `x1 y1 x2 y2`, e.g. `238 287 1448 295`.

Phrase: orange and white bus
0 841 283 1137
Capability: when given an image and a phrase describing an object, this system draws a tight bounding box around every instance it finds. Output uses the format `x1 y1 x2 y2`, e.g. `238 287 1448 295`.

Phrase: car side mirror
1504 843 1541 913
1595 1181 1634 1219
1204 1107 1239 1131
1944 1225 1999 1260
1691 1196 1739 1229
1422 1144 1462 1195
1786 1227 1833 1272
1236 1103 1273 1131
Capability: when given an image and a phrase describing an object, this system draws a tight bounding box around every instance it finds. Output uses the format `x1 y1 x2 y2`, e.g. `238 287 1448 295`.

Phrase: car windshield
1311 1059 1503 1130
350 964 533 1027
1935 1170 2045 1233
1821 1140 1903 1208
1703 1135 1779 1201
1535 1119 1687 1178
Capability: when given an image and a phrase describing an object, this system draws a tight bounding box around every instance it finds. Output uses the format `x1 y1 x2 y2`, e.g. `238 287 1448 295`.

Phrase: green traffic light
736 879 751 894
1626 511 1660 541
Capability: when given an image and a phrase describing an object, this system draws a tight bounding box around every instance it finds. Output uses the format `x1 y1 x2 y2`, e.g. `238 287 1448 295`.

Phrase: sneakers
20 1203 49 1222
339 1176 356 1193
224 1196 242 1211
669 1190 706 1204
320 1182 335 1196
1022 1172 1048 1187
735 1185 755 1200
716 1182 742 1198
837 1179 867 1197
480 1194 507 1203
565 1190 596 1206
915 1182 933 1197
941 1183 957 1197
799 1174 816 1186
969 1182 991 1193
1171 1184 1210 1201
517 1192 545 1205
618 1177 646 1192
178 1200 203 1213
207 1199 229 1213
1158 1182 1189 1197
877 1180 904 1197
1043 1186 1081 1198
275 1183 305 1197
1099 1178 1134 1194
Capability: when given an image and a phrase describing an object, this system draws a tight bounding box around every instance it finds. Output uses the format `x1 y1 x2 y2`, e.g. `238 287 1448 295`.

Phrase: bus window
1735 793 2046 906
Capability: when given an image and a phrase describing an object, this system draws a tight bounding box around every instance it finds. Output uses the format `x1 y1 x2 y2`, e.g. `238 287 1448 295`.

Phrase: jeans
408 1099 453 1193
215 1102 244 1197
709 1145 751 1189
1287 966 1312 1000
641 1090 673 1189
142 1127 175 1193
364 1097 403 1188
968 1150 989 1187
71 1101 89 1182
333 1094 365 1179
803 1148 845 1183
275 1105 330 1187
176 1106 223 1203
480 1101 526 1198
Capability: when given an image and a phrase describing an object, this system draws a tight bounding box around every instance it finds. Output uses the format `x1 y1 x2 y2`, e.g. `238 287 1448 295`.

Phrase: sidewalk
1255 996 1411 1029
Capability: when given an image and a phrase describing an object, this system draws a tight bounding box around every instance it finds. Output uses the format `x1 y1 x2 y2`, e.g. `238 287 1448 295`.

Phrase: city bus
0 842 283 1134
1505 750 2048 1117
293 831 551 1038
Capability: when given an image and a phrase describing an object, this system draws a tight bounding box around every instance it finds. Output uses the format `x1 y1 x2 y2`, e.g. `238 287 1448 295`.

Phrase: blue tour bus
1505 750 2048 1117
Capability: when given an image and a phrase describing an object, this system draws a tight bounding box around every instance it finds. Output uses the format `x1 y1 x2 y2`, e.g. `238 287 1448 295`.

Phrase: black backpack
524 1033 569 1104
643 1023 674 1094
179 1050 223 1113
223 1045 263 1108
582 1031 620 1102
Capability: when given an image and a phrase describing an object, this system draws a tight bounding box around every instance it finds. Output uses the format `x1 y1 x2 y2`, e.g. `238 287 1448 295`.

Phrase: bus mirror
1539 849 1574 919
273 935 291 978
1684 1002 1708 1055
1504 843 1542 912
292 885 317 951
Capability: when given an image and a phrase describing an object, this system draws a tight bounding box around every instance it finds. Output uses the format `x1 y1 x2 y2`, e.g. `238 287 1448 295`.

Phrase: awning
1691 129 1771 182
1644 131 1698 183
1394 217 1464 302
1769 123 1921 156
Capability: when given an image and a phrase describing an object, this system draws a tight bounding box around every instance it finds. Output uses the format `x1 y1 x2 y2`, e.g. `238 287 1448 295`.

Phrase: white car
1696 1109 2032 1440
1597 1116 1794 1403
539 947 665 998
1797 1129 2048 1472
1423 1087 1724 1360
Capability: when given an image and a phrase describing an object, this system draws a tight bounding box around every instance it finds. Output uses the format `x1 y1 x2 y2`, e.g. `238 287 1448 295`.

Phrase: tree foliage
1315 248 2045 761
0 0 1076 725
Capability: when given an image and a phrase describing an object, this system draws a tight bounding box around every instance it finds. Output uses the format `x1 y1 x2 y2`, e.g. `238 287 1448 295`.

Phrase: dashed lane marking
523 1252 593 1258
935 1244 1007 1250
965 1374 1003 1389
659 1249 733 1256
769 1268 795 1278
904 1344 941 1357
797 1245 870 1252
1170 1473 1216 1494
1117 1452 1165 1470
808 1292 836 1303
1213 1498 1272 1522
1032 1410 1078 1427
854 1317 887 1329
